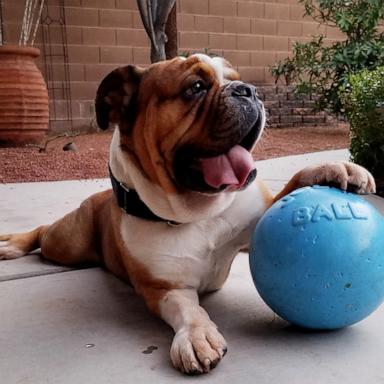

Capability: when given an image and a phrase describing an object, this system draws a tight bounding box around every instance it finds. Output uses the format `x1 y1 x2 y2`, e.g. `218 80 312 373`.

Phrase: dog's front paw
296 161 376 194
170 324 227 375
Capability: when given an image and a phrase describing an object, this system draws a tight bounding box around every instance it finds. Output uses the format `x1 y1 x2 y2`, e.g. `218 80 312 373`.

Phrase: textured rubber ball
249 186 384 330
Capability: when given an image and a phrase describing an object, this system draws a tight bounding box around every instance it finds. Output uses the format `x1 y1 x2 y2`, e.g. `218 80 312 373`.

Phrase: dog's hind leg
0 226 48 260
0 190 111 266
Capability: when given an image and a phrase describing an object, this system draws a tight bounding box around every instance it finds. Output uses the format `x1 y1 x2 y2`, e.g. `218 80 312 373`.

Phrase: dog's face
96 54 265 195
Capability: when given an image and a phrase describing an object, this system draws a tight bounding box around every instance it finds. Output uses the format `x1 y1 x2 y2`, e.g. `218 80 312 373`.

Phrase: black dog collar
109 166 180 226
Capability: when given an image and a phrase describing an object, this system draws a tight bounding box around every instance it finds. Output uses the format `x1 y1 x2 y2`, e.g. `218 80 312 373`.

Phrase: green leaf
270 0 384 115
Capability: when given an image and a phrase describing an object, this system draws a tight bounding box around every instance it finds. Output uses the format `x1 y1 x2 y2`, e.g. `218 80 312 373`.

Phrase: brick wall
1 0 343 132
260 86 327 127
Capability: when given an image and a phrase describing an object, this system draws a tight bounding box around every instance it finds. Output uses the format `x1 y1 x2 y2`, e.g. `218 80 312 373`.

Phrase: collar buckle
119 182 130 193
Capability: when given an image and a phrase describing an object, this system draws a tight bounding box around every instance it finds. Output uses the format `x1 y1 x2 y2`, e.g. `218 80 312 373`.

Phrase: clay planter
0 45 49 146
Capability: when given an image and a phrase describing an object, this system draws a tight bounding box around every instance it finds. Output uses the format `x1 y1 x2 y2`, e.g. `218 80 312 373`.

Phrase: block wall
1 0 343 131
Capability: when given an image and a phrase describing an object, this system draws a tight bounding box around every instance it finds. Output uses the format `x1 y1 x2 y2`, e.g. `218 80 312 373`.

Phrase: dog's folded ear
95 65 145 130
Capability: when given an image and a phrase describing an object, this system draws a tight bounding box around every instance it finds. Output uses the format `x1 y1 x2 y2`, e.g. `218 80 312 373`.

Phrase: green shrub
339 67 384 194
271 0 384 115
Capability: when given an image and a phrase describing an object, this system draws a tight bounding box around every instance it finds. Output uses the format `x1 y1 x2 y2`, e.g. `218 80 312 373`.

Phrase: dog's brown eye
184 80 206 98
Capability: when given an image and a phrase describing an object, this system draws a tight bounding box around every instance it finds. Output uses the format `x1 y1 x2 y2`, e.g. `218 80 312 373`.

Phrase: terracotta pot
0 45 49 146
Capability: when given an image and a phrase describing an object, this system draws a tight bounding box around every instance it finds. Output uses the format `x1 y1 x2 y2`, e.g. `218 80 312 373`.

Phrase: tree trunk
165 4 178 60
137 0 177 63
150 31 166 63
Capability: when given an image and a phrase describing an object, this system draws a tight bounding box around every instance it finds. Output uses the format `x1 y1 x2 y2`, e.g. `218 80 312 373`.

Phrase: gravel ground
0 124 350 183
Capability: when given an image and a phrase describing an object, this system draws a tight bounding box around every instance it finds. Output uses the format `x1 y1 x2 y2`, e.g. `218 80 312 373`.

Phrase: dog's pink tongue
200 145 255 189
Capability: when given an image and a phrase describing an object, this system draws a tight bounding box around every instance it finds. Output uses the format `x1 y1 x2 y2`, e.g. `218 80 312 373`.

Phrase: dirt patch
254 124 350 160
0 124 350 184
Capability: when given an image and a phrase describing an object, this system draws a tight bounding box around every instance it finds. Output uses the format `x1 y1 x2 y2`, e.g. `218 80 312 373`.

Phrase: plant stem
0 0 4 45
19 0 45 46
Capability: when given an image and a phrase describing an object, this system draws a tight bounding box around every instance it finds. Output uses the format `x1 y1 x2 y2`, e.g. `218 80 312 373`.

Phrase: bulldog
0 54 375 374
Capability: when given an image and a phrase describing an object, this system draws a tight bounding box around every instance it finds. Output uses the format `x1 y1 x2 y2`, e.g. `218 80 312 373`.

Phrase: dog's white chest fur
120 181 267 292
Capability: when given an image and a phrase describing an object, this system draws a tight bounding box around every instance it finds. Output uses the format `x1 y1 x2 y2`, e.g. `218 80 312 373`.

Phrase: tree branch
165 3 178 59
151 0 158 22
137 0 157 49
137 0 177 63
155 0 175 30
27 131 81 153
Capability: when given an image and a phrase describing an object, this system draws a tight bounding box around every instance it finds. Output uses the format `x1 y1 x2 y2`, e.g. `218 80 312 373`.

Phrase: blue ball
250 186 384 330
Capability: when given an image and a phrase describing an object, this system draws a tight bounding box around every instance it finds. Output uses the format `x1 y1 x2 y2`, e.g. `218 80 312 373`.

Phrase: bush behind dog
340 66 384 195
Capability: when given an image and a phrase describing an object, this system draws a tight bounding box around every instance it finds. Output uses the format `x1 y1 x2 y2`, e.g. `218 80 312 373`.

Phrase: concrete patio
1 149 384 384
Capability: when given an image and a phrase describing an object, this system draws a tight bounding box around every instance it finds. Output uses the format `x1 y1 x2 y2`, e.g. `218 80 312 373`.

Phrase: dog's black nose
231 82 256 99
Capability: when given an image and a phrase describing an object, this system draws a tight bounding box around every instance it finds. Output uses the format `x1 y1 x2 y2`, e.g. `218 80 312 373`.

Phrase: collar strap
109 166 180 226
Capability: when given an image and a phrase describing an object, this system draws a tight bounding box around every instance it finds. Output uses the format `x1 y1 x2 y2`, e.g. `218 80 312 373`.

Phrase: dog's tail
0 226 48 260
